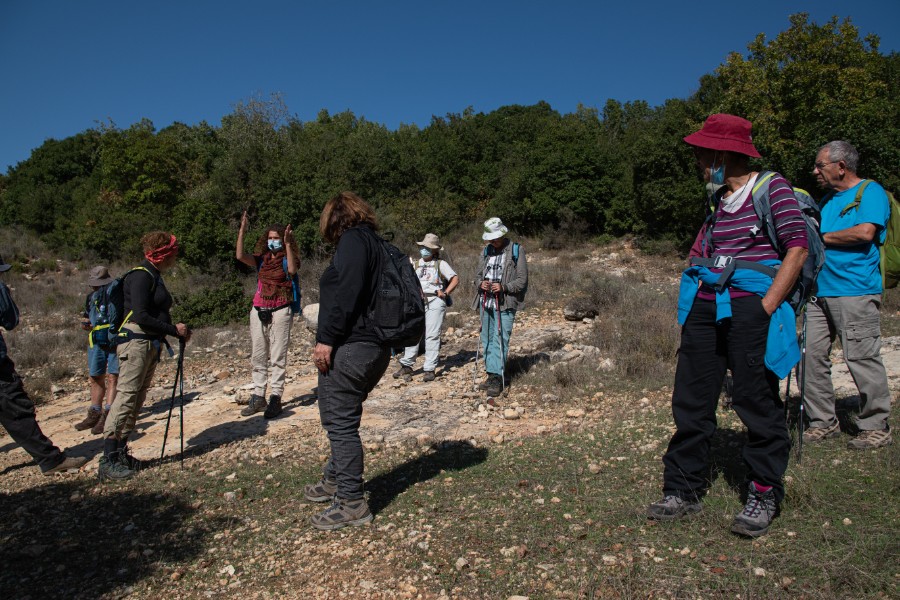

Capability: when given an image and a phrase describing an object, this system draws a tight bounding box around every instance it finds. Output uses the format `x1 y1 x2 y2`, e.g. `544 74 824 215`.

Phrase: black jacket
123 260 178 338
316 225 381 346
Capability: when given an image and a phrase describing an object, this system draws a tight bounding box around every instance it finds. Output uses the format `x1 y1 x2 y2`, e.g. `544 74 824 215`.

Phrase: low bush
171 280 249 328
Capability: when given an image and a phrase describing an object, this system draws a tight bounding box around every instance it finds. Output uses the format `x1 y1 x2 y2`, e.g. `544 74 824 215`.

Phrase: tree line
1 14 897 273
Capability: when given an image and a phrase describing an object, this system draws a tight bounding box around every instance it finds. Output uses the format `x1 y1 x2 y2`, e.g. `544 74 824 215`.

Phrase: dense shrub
171 280 249 328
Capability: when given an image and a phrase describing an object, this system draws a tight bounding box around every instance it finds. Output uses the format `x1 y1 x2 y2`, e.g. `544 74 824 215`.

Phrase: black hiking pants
662 296 790 504
0 358 64 472
317 342 390 500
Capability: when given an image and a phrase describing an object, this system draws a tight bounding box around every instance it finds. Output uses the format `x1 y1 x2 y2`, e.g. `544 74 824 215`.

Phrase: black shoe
264 394 283 419
485 375 503 397
117 445 142 471
241 394 267 417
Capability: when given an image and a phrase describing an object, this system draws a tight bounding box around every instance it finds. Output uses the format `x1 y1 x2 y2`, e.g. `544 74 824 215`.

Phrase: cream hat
482 217 508 241
416 233 443 251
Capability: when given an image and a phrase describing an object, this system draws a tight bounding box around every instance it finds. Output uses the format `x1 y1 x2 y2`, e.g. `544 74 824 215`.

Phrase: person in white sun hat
393 233 459 382
472 217 528 401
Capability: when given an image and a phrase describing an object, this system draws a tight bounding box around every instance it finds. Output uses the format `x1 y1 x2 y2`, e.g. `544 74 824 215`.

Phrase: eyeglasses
814 161 837 170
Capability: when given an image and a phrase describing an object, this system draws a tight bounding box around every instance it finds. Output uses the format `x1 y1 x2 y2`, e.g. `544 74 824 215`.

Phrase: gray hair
819 140 859 172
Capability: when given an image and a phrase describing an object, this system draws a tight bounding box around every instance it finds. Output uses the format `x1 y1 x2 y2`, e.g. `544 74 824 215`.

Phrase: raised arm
235 211 256 268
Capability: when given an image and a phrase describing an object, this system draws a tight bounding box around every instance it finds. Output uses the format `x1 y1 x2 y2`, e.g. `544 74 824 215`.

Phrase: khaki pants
104 325 161 439
250 306 293 397
803 295 892 431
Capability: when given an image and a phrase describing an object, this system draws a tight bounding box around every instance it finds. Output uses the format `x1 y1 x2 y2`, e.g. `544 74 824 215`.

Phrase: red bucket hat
683 113 761 158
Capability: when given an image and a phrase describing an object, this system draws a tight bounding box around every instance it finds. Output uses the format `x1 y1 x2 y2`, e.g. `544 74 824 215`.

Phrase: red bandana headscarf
145 235 179 265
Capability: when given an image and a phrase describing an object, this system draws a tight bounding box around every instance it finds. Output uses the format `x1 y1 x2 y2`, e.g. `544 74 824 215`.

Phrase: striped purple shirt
695 173 808 299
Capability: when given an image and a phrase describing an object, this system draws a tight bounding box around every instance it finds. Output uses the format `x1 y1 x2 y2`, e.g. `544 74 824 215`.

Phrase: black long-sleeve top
123 260 178 338
316 225 381 347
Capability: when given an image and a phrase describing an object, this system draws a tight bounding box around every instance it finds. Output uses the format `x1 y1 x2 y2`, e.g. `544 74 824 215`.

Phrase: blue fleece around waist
677 259 799 379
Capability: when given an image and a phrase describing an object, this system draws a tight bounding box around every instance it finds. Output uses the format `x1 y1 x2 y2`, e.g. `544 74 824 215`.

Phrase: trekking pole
161 339 186 465
178 339 185 469
797 308 809 464
473 290 484 392
494 290 506 394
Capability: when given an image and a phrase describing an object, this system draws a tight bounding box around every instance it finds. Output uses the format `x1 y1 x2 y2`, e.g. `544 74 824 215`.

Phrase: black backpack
105 266 159 347
359 228 426 347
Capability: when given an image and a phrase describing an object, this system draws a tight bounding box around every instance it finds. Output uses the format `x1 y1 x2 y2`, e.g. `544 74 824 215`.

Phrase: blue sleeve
0 282 20 331
858 182 891 244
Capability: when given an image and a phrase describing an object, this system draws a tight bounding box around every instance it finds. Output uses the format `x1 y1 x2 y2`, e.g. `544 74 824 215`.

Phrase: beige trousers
249 306 293 398
104 325 161 439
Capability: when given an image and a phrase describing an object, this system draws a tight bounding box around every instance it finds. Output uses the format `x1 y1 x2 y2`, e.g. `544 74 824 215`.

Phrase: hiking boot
477 376 493 391
393 365 413 380
264 394 283 419
117 446 142 471
731 482 777 538
802 421 840 443
422 371 435 382
304 478 338 502
90 409 109 435
485 375 503 398
98 453 135 482
240 394 267 417
847 428 893 450
43 454 88 475
74 407 102 431
310 497 373 530
647 495 702 521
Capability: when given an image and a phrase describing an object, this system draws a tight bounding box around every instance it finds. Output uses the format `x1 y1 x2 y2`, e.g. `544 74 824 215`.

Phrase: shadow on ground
0 480 224 599
366 440 488 515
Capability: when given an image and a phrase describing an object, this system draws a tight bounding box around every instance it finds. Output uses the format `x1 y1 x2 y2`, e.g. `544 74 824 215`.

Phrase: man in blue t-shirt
803 140 892 450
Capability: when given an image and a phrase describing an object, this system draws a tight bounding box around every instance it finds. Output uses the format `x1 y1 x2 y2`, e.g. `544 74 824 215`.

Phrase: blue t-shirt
817 180 890 297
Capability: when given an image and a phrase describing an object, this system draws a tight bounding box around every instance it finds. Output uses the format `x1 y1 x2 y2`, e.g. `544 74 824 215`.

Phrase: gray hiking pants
803 295 892 432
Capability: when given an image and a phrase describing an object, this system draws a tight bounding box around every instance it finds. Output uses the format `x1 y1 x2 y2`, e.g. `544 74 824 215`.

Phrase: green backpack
824 180 900 289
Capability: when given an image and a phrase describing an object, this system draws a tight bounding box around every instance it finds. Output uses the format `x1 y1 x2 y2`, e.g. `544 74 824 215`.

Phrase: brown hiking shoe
304 478 338 502
310 497 373 530
802 422 840 443
44 455 88 475
393 365 413 380
847 428 893 450
240 394 267 417
74 407 101 431
422 371 435 382
90 409 109 435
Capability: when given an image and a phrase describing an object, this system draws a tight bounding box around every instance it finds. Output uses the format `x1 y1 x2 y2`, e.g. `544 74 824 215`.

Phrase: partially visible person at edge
98 232 191 482
647 114 809 538
0 255 88 475
473 217 528 402
73 265 119 435
802 140 892 449
304 192 392 530
235 212 299 419
393 233 459 382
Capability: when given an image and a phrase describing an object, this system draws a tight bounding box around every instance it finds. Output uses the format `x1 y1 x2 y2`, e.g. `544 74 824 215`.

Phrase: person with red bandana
99 232 191 482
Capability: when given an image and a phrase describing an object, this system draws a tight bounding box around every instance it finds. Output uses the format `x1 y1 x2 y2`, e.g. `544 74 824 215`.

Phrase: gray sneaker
98 453 135 482
647 495 703 521
43 454 88 475
240 394 267 417
731 483 777 538
310 497 373 530
304 478 338 502
422 371 435 382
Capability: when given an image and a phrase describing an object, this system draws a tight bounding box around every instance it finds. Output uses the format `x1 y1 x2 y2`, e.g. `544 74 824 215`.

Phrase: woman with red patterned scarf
236 212 299 419
99 231 191 482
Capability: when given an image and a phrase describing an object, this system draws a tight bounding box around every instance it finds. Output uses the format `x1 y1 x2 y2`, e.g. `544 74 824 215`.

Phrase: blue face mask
268 239 283 251
419 248 433 259
710 154 725 185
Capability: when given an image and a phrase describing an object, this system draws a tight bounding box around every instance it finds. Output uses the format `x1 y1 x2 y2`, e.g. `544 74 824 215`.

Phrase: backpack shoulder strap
838 180 871 216
749 171 781 251
512 243 520 264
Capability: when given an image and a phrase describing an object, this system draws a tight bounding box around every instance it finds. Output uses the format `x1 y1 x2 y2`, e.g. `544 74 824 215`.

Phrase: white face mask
268 239 283 251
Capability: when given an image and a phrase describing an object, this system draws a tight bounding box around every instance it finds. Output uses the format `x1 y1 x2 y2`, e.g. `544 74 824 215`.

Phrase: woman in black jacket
99 232 191 481
304 192 391 530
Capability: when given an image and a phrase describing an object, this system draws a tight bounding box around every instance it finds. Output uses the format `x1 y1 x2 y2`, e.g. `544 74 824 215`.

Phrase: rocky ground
1 246 898 599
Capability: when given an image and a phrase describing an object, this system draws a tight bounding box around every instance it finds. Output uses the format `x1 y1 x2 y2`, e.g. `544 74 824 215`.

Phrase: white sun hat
482 217 509 241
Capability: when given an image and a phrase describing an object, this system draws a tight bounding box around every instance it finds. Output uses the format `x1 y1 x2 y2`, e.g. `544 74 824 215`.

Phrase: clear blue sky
1 1 897 173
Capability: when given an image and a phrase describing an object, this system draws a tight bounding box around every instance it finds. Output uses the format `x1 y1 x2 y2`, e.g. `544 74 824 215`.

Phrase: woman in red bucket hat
647 114 809 538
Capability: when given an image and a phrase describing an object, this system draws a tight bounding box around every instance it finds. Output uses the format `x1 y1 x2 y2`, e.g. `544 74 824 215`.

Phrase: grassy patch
4 403 895 599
